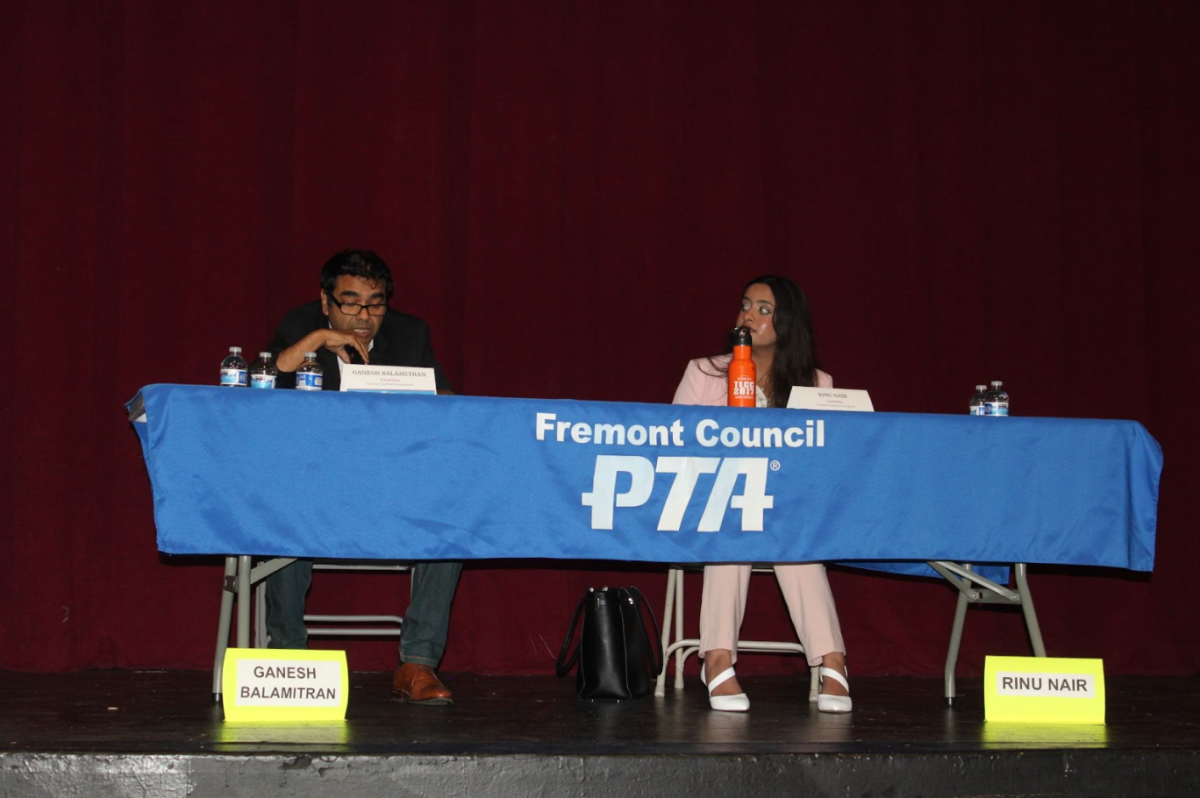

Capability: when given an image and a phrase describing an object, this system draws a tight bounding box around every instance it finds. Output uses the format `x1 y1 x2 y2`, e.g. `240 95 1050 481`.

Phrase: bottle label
729 374 756 407
250 374 277 390
985 403 1009 416
296 372 323 391
220 368 248 387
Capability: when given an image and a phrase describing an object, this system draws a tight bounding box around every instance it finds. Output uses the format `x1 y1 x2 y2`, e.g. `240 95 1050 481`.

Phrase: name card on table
222 648 349 722
339 364 436 394
787 386 874 412
984 656 1106 724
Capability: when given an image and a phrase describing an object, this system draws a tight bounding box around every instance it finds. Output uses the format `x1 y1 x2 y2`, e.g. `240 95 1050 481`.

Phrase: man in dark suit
263 248 461 705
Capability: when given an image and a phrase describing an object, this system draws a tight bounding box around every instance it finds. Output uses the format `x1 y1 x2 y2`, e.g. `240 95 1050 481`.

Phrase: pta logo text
581 456 773 531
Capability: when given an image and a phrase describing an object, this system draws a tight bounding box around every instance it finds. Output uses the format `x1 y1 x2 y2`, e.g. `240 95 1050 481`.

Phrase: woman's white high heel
701 665 750 712
816 666 852 713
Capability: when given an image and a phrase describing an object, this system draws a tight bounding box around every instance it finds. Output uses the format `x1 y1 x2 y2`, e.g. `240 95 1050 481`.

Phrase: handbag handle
623 586 664 675
556 586 665 679
555 590 588 677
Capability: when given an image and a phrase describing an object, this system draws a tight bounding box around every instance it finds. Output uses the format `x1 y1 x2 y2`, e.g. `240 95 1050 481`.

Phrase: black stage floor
2 670 1198 797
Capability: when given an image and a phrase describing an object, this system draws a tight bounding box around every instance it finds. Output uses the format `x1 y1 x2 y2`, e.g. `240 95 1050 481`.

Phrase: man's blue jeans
264 559 463 667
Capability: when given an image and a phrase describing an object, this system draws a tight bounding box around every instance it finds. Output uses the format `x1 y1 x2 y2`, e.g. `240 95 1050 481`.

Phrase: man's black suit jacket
266 301 452 392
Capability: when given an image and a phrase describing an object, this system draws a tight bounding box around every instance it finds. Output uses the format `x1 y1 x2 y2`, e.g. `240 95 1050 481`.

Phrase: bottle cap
976 385 986 391
991 380 1003 388
230 346 242 354
730 327 753 347
304 352 317 358
259 352 271 358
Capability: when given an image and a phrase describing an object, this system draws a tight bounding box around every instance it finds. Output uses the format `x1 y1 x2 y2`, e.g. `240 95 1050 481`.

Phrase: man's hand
314 328 371 365
277 329 370 373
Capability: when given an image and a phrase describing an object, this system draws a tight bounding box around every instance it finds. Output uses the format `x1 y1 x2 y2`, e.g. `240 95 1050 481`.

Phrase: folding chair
654 565 821 700
253 561 410 646
211 557 410 700
655 561 1046 706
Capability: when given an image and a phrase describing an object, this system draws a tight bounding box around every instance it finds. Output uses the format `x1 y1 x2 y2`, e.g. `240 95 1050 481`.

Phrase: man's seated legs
263 557 463 704
392 561 463 705
264 559 314 649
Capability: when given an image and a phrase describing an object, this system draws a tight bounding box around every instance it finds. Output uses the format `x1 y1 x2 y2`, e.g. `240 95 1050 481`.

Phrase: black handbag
555 586 664 700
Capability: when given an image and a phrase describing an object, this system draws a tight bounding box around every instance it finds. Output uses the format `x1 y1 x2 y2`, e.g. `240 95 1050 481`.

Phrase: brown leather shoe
392 663 453 705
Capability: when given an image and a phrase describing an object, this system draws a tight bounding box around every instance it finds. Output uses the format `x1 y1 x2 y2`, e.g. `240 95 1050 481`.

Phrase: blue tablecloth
130 384 1161 571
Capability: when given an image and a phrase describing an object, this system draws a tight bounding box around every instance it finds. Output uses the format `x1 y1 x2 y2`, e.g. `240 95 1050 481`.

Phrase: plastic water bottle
984 381 1009 416
728 327 756 407
219 346 248 387
249 351 278 389
295 352 323 391
968 384 987 415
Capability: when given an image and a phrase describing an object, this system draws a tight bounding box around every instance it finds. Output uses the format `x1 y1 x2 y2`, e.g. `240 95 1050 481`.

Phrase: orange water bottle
728 327 756 407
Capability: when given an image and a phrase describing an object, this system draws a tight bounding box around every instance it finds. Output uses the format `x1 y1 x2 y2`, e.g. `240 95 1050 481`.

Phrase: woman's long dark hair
706 274 821 408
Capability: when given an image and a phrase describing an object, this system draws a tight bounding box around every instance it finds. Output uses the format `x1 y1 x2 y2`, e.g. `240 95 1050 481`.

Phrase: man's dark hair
319 249 395 297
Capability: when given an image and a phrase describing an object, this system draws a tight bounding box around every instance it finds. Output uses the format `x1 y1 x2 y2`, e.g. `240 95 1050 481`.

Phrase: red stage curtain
2 0 1197 677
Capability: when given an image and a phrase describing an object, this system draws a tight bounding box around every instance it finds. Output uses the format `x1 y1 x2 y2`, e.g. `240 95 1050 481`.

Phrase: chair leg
254 581 266 648
673 569 686 690
655 569 678 698
212 556 238 700
1015 563 1047 657
236 555 252 648
944 588 970 706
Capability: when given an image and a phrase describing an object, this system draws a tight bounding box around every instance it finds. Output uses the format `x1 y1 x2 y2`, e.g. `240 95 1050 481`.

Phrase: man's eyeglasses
328 296 389 317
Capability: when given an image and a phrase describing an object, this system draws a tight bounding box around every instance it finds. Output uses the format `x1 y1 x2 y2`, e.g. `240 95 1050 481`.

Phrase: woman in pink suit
672 275 851 713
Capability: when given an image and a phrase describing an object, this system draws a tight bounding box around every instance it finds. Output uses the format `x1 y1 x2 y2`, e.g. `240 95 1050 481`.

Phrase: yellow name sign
984 656 1105 724
222 648 349 722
